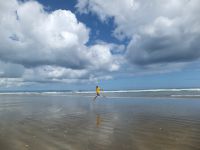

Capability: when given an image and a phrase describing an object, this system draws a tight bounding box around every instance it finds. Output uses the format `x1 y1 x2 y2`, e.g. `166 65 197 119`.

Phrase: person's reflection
96 114 102 127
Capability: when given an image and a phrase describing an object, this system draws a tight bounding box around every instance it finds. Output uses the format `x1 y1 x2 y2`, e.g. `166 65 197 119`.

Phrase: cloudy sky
0 0 200 91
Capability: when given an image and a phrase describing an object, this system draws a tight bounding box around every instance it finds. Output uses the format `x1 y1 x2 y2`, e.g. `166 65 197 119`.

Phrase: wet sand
0 94 200 150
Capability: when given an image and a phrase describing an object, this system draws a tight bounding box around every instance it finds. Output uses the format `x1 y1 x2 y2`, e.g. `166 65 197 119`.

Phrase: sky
0 0 200 91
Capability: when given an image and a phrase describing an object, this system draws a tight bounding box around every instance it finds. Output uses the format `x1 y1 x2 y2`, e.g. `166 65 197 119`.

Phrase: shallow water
0 94 200 150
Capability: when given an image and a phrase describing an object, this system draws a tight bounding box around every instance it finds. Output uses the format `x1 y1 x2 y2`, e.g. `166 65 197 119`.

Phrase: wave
171 95 200 97
1 88 200 95
0 91 72 95
103 88 200 93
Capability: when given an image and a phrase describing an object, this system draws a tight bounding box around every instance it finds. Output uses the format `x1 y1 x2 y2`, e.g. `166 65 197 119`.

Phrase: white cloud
0 0 90 68
0 0 121 87
76 0 200 68
23 65 88 81
0 78 24 88
87 44 121 71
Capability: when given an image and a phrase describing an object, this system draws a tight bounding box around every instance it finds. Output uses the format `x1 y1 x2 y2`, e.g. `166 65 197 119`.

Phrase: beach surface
0 93 200 150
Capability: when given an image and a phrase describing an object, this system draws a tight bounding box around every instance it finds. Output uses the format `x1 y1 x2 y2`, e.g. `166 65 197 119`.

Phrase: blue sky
0 0 200 91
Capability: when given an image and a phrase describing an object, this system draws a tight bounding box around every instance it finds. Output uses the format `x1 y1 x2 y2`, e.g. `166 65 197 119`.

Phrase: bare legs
93 95 99 101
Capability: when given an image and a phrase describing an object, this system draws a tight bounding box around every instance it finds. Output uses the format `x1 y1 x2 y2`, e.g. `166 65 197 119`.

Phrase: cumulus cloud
0 0 121 87
76 0 200 67
22 65 88 82
0 78 24 88
0 0 90 68
86 44 121 71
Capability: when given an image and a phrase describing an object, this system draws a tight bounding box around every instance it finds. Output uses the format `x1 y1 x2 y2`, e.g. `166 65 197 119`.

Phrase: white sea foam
74 91 95 94
0 91 71 95
103 88 200 93
171 95 200 97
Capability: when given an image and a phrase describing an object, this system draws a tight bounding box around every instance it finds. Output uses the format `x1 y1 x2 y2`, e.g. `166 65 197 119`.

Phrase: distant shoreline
1 88 200 94
0 88 200 99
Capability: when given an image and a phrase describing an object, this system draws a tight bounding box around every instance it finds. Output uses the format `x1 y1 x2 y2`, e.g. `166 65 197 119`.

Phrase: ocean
0 89 200 150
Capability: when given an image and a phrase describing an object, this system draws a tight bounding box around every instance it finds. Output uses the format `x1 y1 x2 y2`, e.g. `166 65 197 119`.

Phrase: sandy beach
0 94 199 150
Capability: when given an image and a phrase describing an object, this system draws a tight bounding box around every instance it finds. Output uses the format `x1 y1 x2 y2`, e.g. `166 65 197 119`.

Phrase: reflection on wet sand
0 95 200 150
96 114 102 127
